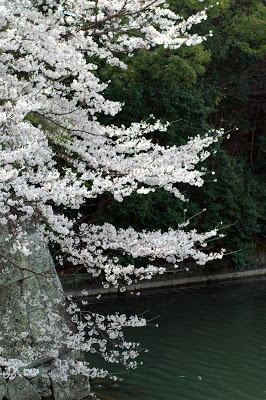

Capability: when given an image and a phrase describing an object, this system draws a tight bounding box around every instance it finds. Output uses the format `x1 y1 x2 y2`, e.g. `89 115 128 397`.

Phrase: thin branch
81 0 159 32
33 111 105 138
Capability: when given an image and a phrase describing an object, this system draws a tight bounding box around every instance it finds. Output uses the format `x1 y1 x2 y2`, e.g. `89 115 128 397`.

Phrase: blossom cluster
0 0 224 383
0 293 146 381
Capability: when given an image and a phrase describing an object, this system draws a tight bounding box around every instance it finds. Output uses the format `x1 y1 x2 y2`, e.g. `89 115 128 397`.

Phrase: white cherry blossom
0 0 224 383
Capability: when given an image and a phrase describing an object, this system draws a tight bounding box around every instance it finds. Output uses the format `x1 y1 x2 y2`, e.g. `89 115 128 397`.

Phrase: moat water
89 277 266 400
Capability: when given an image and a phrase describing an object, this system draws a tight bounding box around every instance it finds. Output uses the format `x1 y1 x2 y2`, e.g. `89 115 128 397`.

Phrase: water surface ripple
91 278 266 400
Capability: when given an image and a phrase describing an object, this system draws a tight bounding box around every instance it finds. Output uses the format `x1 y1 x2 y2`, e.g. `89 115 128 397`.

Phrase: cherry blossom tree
0 0 225 385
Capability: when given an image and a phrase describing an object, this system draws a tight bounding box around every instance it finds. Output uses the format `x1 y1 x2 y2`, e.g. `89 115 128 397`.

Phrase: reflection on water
89 278 266 400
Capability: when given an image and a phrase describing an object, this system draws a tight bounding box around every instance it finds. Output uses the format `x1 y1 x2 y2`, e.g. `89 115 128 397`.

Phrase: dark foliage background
82 0 265 272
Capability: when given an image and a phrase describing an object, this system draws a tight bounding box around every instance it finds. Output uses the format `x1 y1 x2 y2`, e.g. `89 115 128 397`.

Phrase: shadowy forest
65 0 265 274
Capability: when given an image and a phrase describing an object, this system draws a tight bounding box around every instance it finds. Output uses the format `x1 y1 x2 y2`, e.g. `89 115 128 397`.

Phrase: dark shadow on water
90 277 266 400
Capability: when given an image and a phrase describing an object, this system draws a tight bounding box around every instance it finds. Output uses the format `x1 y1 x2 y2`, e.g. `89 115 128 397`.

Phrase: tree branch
80 0 159 32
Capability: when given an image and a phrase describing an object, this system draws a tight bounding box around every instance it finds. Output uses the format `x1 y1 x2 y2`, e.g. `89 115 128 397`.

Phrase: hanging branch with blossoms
0 0 224 383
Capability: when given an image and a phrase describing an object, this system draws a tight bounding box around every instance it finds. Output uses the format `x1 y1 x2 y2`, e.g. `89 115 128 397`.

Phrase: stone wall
0 225 91 400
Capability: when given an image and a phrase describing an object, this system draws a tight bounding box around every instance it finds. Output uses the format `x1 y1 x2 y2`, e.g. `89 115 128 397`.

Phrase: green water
89 278 266 400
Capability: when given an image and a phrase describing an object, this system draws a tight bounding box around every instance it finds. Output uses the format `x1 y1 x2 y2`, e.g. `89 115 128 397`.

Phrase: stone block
0 227 57 286
6 377 41 400
0 384 7 400
30 375 52 398
52 374 90 400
